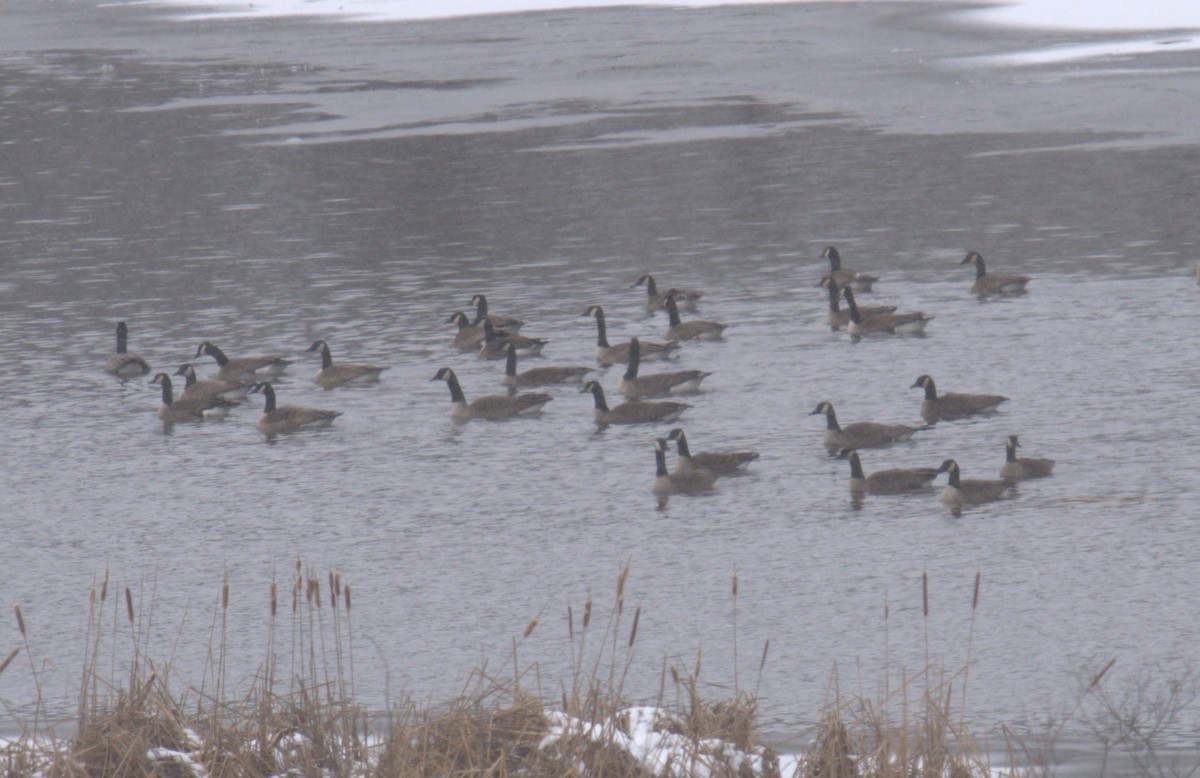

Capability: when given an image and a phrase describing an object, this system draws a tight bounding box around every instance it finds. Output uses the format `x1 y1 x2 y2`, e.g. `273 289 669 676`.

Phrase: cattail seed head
14 606 26 638
0 647 19 676
270 581 278 618
101 568 109 603
344 585 351 614
732 571 738 597
972 571 981 611
125 588 134 625
567 605 574 641
523 618 538 639
628 606 640 648
922 572 928 618
222 582 229 611
583 596 592 629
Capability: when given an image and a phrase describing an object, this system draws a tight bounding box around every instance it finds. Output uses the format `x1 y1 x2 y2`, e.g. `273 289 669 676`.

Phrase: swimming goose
961 252 1030 297
195 342 290 382
663 291 727 341
248 382 342 436
581 380 690 427
653 437 717 498
105 322 151 378
999 435 1055 481
470 294 524 333
911 375 1008 425
633 274 702 312
478 319 548 360
838 448 939 495
667 428 758 476
150 372 235 422
173 364 251 403
433 367 551 422
449 311 490 351
818 277 896 330
809 401 918 452
842 287 933 337
618 338 710 399
305 340 388 389
582 305 679 365
821 246 879 292
937 458 1013 511
501 342 591 388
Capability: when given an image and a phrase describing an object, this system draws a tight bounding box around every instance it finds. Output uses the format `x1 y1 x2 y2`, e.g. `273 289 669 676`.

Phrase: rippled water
2 2 1200 768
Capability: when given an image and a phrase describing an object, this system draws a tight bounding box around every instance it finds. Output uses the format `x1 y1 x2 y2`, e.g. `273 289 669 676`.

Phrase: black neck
623 339 641 380
471 297 489 326
948 464 961 488
183 368 197 388
975 259 987 279
828 251 842 271
207 344 230 367
1006 441 1018 463
664 295 682 327
922 381 938 401
655 445 668 477
842 289 862 323
826 283 841 313
847 452 865 480
674 432 692 459
504 345 518 377
593 310 609 347
824 408 841 432
260 383 277 413
482 320 499 342
453 315 469 332
319 345 334 370
445 373 467 404
115 325 128 354
589 384 609 412
643 276 658 297
158 376 174 406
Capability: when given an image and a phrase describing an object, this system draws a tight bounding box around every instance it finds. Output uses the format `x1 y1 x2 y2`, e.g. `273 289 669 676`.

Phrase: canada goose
821 246 879 291
305 340 388 389
150 372 235 423
911 375 1008 425
818 277 896 330
173 364 250 403
842 286 932 337
961 252 1030 297
667 428 758 476
937 458 1013 511
470 294 524 333
501 342 591 388
449 311 490 351
633 274 702 311
478 319 548 360
195 342 290 382
248 382 341 436
663 291 727 341
809 401 918 452
433 367 551 422
582 305 680 365
1000 435 1055 481
581 380 690 427
105 322 151 377
653 437 717 498
838 448 939 495
618 338 710 399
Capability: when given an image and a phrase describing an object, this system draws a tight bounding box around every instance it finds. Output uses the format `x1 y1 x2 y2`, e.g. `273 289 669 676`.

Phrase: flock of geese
104 248 1052 511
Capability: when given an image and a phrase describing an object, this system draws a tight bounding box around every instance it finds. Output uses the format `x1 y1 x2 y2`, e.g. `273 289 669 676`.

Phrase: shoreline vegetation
1 565 1195 777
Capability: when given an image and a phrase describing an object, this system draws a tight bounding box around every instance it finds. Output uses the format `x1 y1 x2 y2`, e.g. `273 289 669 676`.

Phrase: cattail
583 596 592 630
14 606 25 638
670 666 680 686
295 557 302 575
89 589 95 609
567 605 574 641
292 579 299 613
628 606 640 648
759 639 770 672
1089 659 1116 691
330 582 336 610
922 571 928 618
0 647 19 676
972 571 981 611
310 577 321 607
732 571 738 597
222 581 229 611
693 649 702 680
344 585 351 614
270 581 278 618
100 568 109 602
125 588 134 625
523 618 538 639
616 564 629 607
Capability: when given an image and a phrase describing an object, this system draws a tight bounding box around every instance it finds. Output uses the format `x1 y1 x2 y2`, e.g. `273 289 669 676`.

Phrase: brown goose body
821 246 878 292
501 343 591 388
938 458 1014 511
633 274 702 311
912 375 1007 424
478 319 547 360
306 340 388 389
842 287 932 337
449 311 489 350
195 341 290 382
663 291 726 341
583 305 679 365
469 294 524 334
618 338 709 399
962 252 1030 296
810 401 918 452
818 277 895 330
434 367 551 422
839 449 939 495
249 382 341 436
582 380 690 426
668 428 758 476
105 322 151 378
150 372 235 423
999 435 1055 480
652 438 716 497
174 364 250 403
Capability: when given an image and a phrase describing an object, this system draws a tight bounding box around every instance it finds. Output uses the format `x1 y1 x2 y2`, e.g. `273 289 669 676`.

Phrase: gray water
2 1 1200 771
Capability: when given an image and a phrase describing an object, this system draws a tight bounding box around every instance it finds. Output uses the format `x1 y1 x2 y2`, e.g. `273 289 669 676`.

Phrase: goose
937 458 1013 511
818 277 896 330
248 382 341 436
842 286 932 337
667 428 758 476
809 401 918 452
653 437 717 498
911 375 1007 425
173 364 251 403
618 338 709 399
478 319 548 360
150 372 235 423
105 322 151 378
501 342 591 388
820 246 878 291
663 291 727 341
581 380 690 427
1000 435 1055 481
961 252 1030 296
305 340 388 389
449 311 490 351
838 448 939 495
582 305 679 365
470 294 524 333
633 274 702 312
195 342 290 382
433 367 551 422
